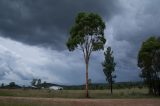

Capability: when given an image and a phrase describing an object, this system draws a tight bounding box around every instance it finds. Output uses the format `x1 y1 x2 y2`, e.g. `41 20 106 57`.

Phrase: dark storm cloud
105 0 160 82
114 0 160 61
0 0 121 50
113 0 160 44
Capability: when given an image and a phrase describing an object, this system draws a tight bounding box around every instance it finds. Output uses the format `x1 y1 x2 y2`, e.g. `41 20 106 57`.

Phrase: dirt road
0 96 160 106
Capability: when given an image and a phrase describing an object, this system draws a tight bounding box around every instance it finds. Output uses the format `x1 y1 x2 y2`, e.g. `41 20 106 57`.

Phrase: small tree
9 82 16 88
31 79 37 87
102 47 116 94
37 79 41 88
1 83 4 88
66 12 106 97
31 78 42 88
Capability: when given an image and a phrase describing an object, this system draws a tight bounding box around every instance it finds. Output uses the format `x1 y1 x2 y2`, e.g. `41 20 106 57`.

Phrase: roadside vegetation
0 86 159 99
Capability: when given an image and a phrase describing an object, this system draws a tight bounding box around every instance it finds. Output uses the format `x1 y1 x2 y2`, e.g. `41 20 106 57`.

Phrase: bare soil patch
0 96 160 106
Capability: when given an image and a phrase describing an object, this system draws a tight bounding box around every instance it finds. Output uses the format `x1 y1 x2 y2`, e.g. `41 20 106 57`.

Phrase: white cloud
0 36 106 85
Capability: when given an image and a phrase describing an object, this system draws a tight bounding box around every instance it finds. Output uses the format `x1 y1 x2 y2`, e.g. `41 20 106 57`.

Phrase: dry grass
0 88 151 98
0 88 159 106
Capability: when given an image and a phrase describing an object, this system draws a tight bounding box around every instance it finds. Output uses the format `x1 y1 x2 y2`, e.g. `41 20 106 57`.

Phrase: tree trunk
86 63 89 98
111 80 113 94
149 81 153 95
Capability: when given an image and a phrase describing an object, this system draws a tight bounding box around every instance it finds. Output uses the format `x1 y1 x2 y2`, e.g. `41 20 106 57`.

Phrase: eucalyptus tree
66 12 106 97
138 36 160 95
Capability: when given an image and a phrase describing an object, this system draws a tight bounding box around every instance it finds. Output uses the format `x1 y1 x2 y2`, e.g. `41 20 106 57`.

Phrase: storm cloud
0 0 160 85
0 0 121 49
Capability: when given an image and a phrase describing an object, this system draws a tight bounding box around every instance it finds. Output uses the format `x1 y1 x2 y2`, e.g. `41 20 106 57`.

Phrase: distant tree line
0 81 145 90
63 82 145 90
0 79 57 89
0 82 21 89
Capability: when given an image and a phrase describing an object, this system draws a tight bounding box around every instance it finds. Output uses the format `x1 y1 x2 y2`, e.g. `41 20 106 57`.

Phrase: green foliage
31 79 42 88
9 82 16 88
138 36 160 95
37 79 41 88
0 82 21 89
66 12 106 57
102 47 116 93
31 79 37 86
1 83 4 88
102 47 116 81
138 37 160 68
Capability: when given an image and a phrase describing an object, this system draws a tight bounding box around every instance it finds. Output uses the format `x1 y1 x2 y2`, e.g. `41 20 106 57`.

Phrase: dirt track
0 96 160 106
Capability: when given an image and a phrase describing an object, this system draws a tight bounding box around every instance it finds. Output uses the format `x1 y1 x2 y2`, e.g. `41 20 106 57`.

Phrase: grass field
0 88 158 98
0 88 160 106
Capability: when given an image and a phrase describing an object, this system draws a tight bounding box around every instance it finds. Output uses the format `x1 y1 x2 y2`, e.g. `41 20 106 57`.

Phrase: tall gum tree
66 12 106 97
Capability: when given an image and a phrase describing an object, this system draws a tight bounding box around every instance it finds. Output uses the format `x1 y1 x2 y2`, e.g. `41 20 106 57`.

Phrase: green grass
0 88 159 106
0 88 158 99
0 99 70 106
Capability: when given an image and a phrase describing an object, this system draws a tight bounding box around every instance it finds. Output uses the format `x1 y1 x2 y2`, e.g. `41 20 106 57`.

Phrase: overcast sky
0 0 160 85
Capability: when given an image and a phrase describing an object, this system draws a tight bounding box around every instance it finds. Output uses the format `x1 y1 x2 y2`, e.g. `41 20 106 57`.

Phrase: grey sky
0 0 160 85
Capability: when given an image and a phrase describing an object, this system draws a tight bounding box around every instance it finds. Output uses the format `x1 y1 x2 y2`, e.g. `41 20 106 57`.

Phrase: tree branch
80 44 87 63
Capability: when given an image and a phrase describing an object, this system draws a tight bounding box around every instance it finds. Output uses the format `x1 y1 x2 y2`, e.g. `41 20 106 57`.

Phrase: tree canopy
102 47 116 94
67 12 106 63
138 36 160 95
